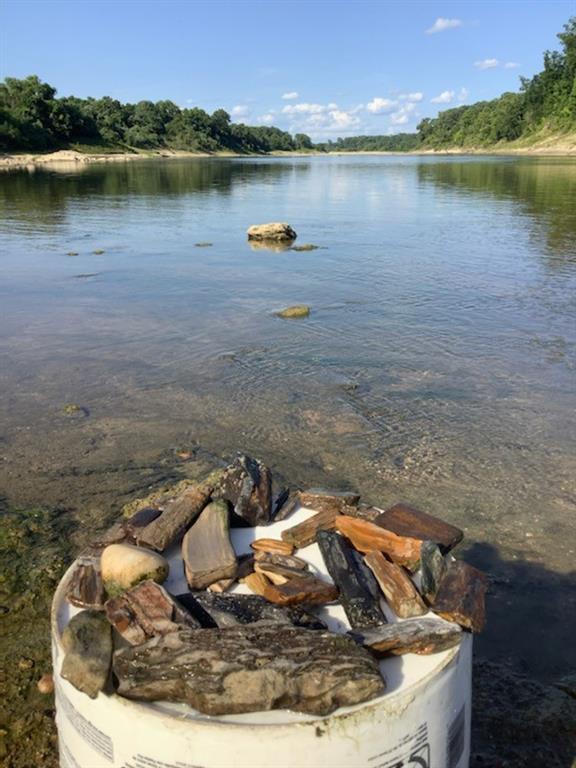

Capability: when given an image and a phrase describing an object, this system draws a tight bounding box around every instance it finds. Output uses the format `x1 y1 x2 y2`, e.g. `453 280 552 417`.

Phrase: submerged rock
114 624 384 716
247 222 297 242
61 611 112 698
182 501 237 589
100 543 169 597
290 244 319 252
277 305 311 319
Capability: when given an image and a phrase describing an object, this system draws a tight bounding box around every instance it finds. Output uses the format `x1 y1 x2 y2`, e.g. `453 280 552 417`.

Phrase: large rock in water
247 222 297 242
114 624 384 716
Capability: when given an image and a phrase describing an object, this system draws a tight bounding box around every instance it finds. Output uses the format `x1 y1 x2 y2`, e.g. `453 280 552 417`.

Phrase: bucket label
368 722 430 768
124 756 205 768
58 686 114 763
447 705 466 768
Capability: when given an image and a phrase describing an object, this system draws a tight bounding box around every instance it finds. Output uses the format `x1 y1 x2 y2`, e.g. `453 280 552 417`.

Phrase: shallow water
1 155 575 681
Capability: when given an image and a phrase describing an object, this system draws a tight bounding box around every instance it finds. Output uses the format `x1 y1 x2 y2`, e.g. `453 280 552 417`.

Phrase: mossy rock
93 249 105 255
63 403 88 417
277 305 311 319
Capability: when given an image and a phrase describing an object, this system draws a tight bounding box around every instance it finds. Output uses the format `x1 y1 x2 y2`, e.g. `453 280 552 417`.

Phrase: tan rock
247 222 297 242
100 543 169 597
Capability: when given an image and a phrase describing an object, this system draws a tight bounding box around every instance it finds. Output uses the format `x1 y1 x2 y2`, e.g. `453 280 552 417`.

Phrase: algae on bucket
52 507 473 768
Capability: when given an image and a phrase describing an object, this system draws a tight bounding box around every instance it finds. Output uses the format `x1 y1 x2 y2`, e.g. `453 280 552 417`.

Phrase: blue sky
1 0 573 138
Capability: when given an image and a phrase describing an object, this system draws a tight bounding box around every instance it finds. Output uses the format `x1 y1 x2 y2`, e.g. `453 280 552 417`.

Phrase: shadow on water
417 158 576 261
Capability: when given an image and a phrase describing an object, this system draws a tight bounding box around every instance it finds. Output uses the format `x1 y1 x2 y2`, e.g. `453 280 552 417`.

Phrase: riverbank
2 135 576 171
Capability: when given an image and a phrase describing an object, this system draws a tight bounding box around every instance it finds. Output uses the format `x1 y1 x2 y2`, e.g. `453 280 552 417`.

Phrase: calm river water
1 155 575 679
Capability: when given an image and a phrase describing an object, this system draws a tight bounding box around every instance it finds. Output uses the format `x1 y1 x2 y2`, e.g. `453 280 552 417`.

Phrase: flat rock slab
182 501 237 590
114 624 384 716
317 531 386 629
376 503 463 553
247 222 297 242
136 482 213 552
433 559 488 632
105 580 200 645
354 617 462 656
335 516 422 571
61 611 112 698
364 551 427 618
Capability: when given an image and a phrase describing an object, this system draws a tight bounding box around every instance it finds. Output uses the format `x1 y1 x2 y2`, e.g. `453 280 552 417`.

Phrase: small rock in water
433 559 488 632
66 556 105 610
335 516 422 571
136 481 213 551
194 242 213 247
100 543 169 597
317 531 387 629
37 673 54 695
245 571 338 606
63 403 88 418
182 501 237 590
105 580 200 645
376 503 463 554
93 249 105 254
420 540 447 604
277 305 311 319
61 610 112 698
66 251 79 256
291 244 319 252
247 222 297 242
281 508 340 549
250 538 294 555
212 454 272 526
114 624 383 716
354 617 462 656
364 550 427 619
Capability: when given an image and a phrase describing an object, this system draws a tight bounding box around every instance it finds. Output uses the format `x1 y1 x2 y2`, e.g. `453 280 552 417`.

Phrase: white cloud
399 92 424 102
281 101 361 135
474 58 499 69
366 97 398 114
231 105 250 118
256 113 275 125
390 102 418 126
426 18 463 34
458 87 469 101
504 61 520 69
282 91 299 100
430 90 455 104
282 102 337 115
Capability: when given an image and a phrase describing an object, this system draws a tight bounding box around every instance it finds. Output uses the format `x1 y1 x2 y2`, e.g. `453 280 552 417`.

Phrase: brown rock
376 503 463 553
247 222 297 242
281 508 340 549
335 516 422 571
105 580 200 645
364 551 427 618
354 617 462 656
182 501 237 590
253 551 309 570
66 556 105 610
433 560 488 632
136 482 213 552
244 571 338 606
208 579 235 593
299 489 360 515
250 538 294 555
114 624 384 716
254 562 311 584
37 673 54 695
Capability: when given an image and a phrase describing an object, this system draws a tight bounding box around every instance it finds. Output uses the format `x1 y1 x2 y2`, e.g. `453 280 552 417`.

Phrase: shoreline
2 141 576 170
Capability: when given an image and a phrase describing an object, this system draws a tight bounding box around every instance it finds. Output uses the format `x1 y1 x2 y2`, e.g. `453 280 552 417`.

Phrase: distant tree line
0 79 312 153
1 18 573 155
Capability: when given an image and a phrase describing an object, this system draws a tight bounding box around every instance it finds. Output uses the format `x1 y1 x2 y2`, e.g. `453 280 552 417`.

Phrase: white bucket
52 507 472 768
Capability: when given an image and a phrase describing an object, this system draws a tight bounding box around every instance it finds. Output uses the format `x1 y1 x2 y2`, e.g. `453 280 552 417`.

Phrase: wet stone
182 501 237 590
105 580 200 645
335 516 422 571
66 556 105 610
420 540 447 604
433 559 488 633
317 530 386 630
376 503 463 554
136 481 213 551
354 617 462 656
61 610 112 698
213 454 272 527
364 551 427 619
113 624 384 716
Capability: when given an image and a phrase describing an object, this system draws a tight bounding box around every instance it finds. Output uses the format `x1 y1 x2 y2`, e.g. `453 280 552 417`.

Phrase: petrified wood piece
253 551 309 570
354 617 462 656
273 490 300 522
96 507 164 548
376 503 463 554
255 562 311 584
433 560 488 632
364 551 427 618
335 516 422 571
136 482 213 552
342 504 382 522
176 591 327 630
105 580 200 645
299 489 360 515
420 540 446 604
61 611 112 698
182 501 237 590
213 454 272 526
66 557 105 610
281 508 340 549
317 531 386 629
250 538 294 555
245 571 338 606
208 579 235 593
114 624 384 716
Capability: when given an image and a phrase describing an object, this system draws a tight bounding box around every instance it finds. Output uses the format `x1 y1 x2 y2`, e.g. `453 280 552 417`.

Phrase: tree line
0 17 573 155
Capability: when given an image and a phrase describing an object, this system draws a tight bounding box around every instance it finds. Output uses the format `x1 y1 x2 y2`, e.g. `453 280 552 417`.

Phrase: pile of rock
60 455 487 717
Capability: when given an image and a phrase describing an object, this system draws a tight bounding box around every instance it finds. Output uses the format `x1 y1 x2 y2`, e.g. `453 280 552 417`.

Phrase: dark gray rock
213 455 272 526
61 610 112 698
